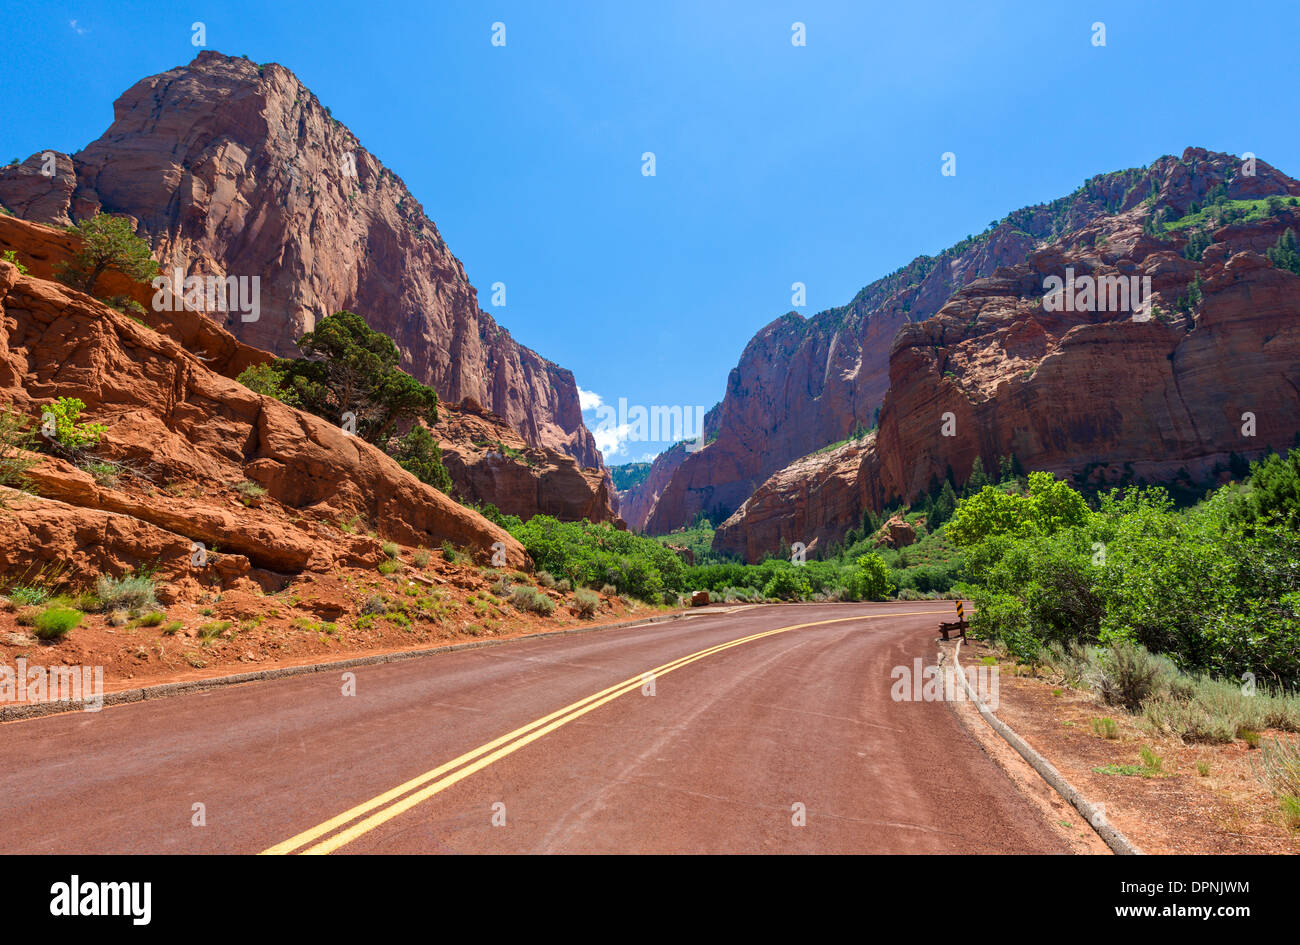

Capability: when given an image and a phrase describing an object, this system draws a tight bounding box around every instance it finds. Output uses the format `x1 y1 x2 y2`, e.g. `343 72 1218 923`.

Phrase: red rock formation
437 398 621 524
0 51 601 469
0 217 528 593
714 149 1300 560
618 439 691 531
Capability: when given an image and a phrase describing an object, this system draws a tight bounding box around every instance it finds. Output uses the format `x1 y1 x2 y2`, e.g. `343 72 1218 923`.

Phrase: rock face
0 51 601 469
437 398 621 524
617 440 691 531
0 216 528 593
713 439 879 562
715 149 1300 560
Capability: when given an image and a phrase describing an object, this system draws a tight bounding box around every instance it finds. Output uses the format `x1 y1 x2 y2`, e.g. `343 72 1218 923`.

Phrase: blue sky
4 1 1299 462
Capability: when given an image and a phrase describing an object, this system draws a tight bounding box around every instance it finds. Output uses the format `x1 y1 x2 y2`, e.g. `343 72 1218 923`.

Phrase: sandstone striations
714 149 1300 560
0 51 601 469
0 216 528 597
437 398 621 525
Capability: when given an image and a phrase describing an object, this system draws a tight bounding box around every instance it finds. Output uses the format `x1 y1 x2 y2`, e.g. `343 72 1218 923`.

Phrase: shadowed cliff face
713 149 1300 561
0 51 601 470
646 148 1300 540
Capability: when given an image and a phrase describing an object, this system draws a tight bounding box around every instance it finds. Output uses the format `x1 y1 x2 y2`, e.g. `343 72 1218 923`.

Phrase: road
0 602 1068 854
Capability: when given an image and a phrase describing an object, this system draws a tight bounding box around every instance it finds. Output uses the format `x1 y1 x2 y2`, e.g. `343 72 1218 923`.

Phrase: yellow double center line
262 610 947 854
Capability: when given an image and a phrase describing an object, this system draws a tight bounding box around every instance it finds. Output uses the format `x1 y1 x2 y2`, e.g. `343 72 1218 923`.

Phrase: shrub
95 572 157 612
391 424 452 492
0 405 39 499
361 594 389 615
555 578 571 593
573 588 599 618
412 548 431 568
2 249 29 275
236 363 300 405
846 552 894 601
1092 641 1182 712
234 480 267 501
7 584 50 607
536 571 555 588
762 567 810 601
510 585 554 615
377 559 399 575
33 606 82 639
382 541 400 559
43 397 106 450
600 584 618 597
1091 717 1119 739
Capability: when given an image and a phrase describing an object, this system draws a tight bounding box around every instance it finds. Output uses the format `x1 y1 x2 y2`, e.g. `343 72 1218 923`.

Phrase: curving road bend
0 603 1068 854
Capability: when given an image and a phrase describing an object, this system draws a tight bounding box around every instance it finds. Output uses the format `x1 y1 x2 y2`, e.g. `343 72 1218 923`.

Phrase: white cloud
592 422 633 458
577 387 604 411
69 19 88 34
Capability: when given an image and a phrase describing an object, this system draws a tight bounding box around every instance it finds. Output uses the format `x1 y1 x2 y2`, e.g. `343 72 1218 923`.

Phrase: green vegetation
390 424 452 492
609 462 652 491
2 249 29 275
236 313 453 493
33 605 83 639
236 362 301 405
55 212 160 296
953 456 1300 687
94 571 158 613
44 397 106 450
1266 227 1300 277
573 588 599 618
0 405 39 500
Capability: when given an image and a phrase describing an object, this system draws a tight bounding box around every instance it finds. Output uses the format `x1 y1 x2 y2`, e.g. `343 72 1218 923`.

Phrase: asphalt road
0 602 1068 854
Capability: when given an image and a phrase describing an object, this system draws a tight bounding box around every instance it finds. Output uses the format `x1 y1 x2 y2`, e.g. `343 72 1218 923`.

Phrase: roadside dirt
0 556 688 696
946 637 1300 855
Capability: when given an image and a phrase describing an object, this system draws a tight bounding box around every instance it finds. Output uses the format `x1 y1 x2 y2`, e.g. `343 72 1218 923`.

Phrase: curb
950 641 1144 856
0 609 702 723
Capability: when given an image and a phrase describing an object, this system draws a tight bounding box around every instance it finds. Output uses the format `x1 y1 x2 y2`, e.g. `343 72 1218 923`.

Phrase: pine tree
966 456 989 495
1266 228 1300 276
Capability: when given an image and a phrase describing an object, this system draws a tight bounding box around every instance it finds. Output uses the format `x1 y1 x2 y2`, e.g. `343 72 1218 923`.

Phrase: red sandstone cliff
0 51 602 470
714 149 1300 560
0 216 529 591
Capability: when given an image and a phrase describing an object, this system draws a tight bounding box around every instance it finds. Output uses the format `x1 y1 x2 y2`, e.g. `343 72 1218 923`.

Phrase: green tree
847 552 894 601
55 213 160 296
965 456 989 495
277 311 439 446
929 479 958 529
236 363 300 406
1266 228 1300 276
390 424 452 493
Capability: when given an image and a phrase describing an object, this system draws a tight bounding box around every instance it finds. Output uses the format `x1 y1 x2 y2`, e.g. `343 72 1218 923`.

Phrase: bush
1092 641 1183 712
573 588 599 618
762 567 810 601
600 583 617 597
382 541 400 559
33 606 82 639
43 397 106 450
846 552 894 601
1255 737 1300 799
392 424 452 493
0 405 39 499
536 571 555 588
510 585 554 616
412 548 431 568
236 363 300 405
361 594 389 615
95 572 157 612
